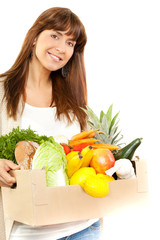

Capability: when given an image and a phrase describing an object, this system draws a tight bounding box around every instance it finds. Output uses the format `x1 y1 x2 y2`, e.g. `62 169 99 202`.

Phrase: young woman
0 7 101 240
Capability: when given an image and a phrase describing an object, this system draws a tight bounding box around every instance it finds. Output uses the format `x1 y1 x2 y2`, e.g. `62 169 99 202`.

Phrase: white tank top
21 103 81 139
10 103 97 240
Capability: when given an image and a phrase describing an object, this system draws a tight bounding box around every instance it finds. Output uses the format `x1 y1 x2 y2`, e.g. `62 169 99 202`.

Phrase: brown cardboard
1 159 149 227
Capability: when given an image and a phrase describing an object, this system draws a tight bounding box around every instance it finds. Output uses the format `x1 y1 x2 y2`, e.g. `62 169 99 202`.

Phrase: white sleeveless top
10 103 97 240
21 103 81 139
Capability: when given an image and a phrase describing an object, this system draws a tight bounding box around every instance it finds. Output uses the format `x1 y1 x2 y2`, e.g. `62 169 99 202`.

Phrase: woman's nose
55 47 65 54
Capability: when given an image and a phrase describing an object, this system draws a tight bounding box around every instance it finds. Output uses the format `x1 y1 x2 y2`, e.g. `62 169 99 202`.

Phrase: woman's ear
33 38 37 46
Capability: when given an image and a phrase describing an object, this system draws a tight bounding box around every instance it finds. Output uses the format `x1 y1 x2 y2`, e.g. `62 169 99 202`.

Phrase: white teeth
50 53 60 61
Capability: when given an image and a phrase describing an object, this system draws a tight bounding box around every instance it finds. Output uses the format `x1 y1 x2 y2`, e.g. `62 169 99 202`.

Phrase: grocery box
1 159 148 227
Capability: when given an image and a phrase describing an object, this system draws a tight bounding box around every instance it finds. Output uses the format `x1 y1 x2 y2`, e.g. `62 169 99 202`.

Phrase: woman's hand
0 159 20 187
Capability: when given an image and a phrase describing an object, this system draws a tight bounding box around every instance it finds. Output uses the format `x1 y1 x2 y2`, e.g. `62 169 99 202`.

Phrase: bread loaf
15 141 39 169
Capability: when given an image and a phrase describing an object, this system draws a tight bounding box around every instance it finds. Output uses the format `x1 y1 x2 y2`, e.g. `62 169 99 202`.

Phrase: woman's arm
0 159 20 187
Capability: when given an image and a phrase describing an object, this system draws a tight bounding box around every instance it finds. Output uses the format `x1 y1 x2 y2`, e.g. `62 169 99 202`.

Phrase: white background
0 0 159 239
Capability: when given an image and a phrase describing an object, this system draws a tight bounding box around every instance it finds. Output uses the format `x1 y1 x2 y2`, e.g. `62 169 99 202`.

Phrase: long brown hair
0 7 88 130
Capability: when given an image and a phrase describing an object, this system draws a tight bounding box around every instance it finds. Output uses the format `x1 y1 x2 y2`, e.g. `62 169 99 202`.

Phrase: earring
30 50 33 59
61 64 69 78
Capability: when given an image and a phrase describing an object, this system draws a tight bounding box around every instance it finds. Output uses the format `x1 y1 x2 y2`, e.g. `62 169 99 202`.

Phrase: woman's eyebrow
68 37 76 42
55 30 76 41
55 30 63 36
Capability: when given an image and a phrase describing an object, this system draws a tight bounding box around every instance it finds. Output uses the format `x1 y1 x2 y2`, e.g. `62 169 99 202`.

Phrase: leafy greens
32 140 69 186
0 127 69 187
0 127 53 163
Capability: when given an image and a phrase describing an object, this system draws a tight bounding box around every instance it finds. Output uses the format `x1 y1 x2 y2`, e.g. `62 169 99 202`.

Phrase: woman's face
33 29 76 72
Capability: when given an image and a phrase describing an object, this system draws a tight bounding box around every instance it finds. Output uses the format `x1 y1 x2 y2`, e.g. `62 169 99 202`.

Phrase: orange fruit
90 149 115 174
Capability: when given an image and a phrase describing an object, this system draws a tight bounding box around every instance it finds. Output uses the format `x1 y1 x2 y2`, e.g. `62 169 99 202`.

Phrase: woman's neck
24 58 53 107
27 58 51 89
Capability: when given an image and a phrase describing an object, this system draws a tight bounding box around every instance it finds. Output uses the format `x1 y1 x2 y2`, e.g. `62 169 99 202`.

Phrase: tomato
73 143 90 152
61 144 71 155
90 149 115 174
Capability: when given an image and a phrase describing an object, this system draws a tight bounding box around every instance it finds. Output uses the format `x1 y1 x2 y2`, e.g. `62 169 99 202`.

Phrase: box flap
2 170 34 225
31 170 48 206
135 160 148 193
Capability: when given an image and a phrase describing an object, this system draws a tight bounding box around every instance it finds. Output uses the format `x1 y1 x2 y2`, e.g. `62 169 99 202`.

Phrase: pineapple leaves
111 130 122 144
100 110 105 123
109 112 120 135
82 106 102 129
106 104 113 127
101 113 109 135
81 104 123 146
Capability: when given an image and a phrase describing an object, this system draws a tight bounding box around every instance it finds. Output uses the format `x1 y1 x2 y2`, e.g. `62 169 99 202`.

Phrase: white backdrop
0 0 159 239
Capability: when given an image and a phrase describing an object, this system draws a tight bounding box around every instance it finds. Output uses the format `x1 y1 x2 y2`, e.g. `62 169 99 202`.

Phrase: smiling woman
33 29 76 72
0 7 88 128
0 6 101 240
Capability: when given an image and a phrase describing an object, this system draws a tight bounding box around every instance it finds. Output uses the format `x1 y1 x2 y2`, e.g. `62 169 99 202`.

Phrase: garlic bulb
105 159 136 179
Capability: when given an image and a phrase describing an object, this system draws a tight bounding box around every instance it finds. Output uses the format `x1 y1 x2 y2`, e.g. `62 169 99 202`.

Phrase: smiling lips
48 52 62 62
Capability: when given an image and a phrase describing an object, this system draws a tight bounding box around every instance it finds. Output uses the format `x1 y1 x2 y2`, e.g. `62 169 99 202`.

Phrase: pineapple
82 104 123 146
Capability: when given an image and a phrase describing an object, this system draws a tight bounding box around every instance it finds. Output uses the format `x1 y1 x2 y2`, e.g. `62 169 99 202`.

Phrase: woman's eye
51 34 58 39
68 41 74 47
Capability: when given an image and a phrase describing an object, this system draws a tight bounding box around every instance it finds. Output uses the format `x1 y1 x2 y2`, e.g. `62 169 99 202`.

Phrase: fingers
5 160 21 171
0 159 20 188
0 170 16 185
0 178 14 187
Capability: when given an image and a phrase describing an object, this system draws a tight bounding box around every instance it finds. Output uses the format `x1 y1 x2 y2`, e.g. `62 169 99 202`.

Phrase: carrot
87 132 96 138
71 129 99 141
88 130 105 138
69 138 101 147
92 143 120 151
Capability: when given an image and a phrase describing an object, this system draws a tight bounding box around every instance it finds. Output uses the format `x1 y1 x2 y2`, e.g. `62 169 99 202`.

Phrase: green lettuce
32 138 69 187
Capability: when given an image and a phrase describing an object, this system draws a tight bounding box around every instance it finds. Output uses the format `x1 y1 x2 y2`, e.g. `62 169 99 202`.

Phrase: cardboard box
1 159 149 226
